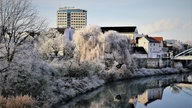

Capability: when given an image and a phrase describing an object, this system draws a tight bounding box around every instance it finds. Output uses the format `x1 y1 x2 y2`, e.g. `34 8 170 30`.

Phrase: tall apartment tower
57 7 87 30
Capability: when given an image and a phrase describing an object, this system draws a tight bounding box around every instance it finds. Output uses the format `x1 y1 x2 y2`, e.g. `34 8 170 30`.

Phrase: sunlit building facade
57 7 87 30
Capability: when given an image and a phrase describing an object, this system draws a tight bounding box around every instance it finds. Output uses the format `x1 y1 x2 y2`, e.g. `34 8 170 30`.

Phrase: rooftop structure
101 26 137 33
101 26 139 40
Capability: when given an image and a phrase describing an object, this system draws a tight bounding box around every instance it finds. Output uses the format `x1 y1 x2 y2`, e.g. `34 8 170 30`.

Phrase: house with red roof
138 36 164 58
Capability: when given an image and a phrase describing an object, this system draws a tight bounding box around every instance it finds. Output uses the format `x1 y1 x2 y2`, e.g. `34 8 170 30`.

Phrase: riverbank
134 67 190 77
56 72 192 108
49 67 191 107
47 75 105 106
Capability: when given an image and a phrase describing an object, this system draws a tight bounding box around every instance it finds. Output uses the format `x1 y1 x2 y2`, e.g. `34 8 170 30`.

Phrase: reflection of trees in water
170 85 181 94
59 73 191 108
170 83 192 96
74 100 91 108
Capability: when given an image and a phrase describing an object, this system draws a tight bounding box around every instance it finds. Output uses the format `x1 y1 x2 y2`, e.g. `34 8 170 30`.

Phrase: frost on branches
36 29 64 59
73 26 104 63
1 25 137 106
0 0 46 72
0 40 53 99
73 26 136 77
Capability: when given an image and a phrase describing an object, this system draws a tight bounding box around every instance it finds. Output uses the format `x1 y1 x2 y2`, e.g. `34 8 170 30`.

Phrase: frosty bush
66 61 104 77
0 42 53 99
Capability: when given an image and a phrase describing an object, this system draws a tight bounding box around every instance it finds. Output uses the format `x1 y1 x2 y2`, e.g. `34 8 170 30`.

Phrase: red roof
152 37 163 43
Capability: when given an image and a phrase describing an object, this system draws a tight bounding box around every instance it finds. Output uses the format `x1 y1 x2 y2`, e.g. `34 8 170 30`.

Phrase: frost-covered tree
172 41 184 51
73 26 136 77
103 31 133 69
36 28 76 61
0 42 52 97
63 40 75 60
185 41 192 48
73 26 104 63
36 29 64 59
0 0 46 72
0 0 50 100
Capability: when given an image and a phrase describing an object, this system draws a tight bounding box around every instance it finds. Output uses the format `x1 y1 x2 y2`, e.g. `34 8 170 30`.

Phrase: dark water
57 73 192 108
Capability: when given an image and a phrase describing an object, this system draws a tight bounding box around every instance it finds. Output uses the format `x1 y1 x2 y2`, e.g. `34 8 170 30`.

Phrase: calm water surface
57 73 192 108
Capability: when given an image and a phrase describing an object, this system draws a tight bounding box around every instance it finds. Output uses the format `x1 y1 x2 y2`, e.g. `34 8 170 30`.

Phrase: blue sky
32 0 192 42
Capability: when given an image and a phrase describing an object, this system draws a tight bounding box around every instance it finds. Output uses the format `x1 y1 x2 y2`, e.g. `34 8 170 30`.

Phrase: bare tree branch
0 0 47 71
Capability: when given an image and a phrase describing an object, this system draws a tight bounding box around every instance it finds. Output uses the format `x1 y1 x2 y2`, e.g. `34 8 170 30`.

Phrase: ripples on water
56 73 192 108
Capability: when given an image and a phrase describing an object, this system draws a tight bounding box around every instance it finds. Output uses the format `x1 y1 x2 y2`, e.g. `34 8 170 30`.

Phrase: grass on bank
0 95 35 108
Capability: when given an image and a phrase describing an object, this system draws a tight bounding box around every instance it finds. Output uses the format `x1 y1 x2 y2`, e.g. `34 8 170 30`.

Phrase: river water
57 73 192 108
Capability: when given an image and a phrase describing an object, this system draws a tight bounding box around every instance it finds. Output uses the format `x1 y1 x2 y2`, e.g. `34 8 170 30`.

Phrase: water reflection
56 73 192 108
137 87 163 106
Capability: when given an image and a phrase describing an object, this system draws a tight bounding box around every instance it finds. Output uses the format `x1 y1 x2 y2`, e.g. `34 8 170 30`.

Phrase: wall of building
138 37 149 53
70 12 87 29
132 54 148 58
121 33 134 40
57 13 67 28
148 43 161 58
121 29 140 41
134 58 170 68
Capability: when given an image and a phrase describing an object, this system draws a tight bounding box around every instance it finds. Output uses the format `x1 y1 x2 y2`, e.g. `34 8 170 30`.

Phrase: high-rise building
57 7 87 30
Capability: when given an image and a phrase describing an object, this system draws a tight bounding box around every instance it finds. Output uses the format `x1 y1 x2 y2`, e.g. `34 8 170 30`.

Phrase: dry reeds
0 95 35 108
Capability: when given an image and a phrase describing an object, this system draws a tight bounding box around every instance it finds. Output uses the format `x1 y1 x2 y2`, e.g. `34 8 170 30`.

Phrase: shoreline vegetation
0 95 35 108
0 25 191 107
50 67 191 107
0 67 190 108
